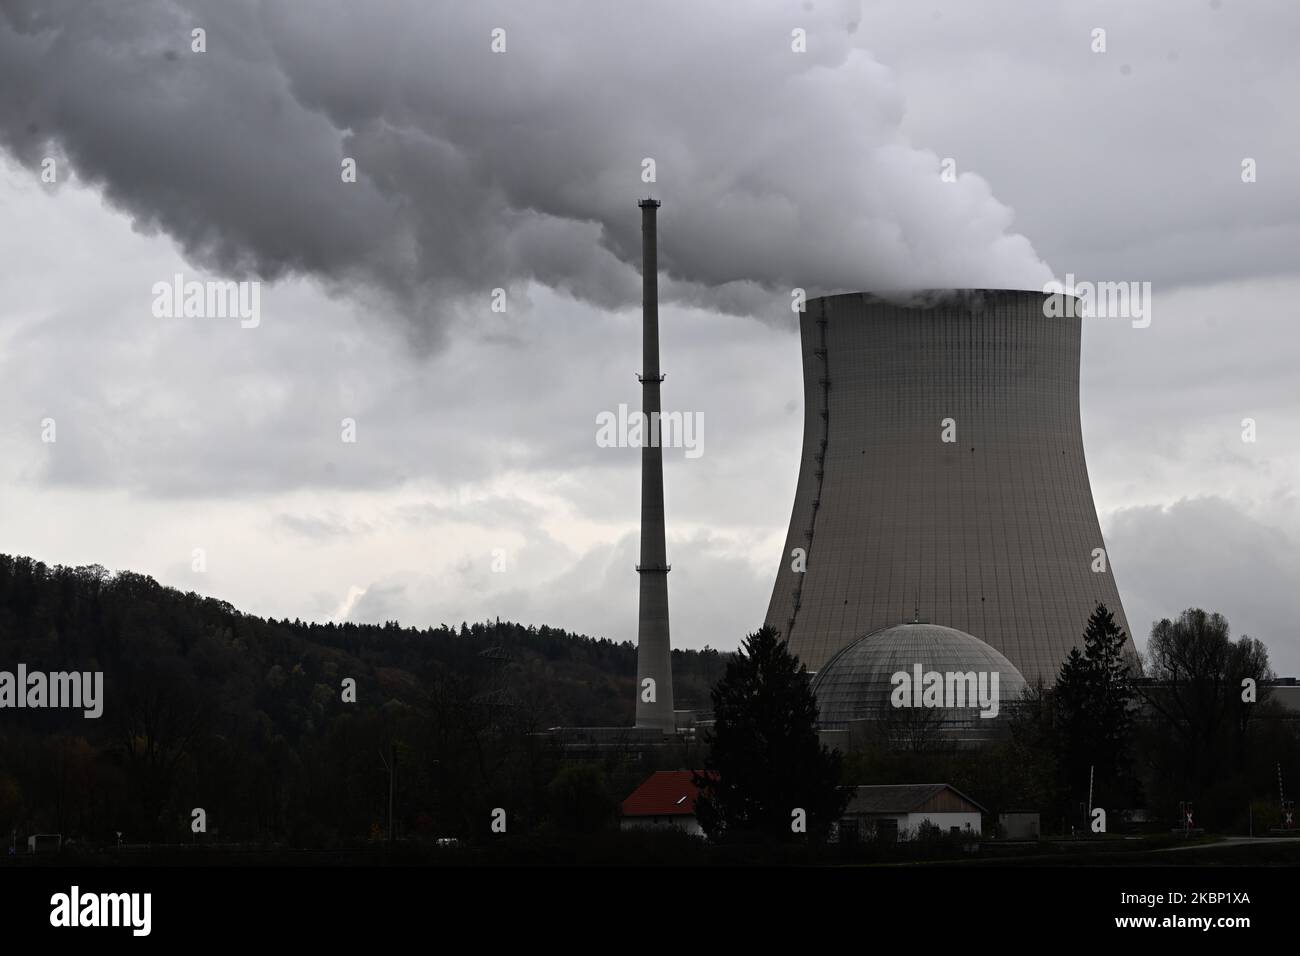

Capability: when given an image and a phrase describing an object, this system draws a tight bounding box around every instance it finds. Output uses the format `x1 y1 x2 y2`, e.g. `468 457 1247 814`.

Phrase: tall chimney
635 198 675 732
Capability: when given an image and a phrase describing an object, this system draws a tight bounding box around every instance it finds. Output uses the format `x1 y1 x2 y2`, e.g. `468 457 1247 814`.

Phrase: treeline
0 554 726 847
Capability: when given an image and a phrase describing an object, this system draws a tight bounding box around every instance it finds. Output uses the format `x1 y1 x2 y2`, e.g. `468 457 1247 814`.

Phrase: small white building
835 784 984 842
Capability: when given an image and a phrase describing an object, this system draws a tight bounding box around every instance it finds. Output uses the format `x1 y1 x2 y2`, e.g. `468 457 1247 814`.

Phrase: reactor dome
809 622 1028 747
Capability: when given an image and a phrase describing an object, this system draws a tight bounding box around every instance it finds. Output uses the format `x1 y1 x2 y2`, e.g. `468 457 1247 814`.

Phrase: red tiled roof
621 770 713 817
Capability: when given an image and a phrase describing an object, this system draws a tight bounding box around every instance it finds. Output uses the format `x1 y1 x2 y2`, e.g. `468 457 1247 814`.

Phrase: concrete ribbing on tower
765 290 1135 686
635 198 675 732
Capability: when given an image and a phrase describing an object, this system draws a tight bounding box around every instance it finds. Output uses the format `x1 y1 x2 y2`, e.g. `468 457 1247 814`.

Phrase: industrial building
634 198 675 733
766 290 1135 688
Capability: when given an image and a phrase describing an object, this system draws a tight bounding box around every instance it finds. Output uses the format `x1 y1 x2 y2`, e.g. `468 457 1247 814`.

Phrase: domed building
810 622 1028 749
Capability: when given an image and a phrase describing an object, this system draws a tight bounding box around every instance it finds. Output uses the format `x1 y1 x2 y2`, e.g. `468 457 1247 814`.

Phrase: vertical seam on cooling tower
787 297 831 643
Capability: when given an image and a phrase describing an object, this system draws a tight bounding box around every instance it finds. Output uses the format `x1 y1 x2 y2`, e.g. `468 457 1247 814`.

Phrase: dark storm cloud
0 0 425 330
0 0 1050 345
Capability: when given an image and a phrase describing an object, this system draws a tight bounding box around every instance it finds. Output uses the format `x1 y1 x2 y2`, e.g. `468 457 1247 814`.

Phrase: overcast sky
1 0 1298 674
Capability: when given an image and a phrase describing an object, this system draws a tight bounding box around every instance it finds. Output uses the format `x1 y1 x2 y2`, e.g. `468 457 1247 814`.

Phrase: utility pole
1087 764 1094 824
380 744 397 846
1281 762 1295 830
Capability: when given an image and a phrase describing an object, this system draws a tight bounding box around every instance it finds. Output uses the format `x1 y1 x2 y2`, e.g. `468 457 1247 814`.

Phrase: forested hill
0 554 728 734
0 553 731 843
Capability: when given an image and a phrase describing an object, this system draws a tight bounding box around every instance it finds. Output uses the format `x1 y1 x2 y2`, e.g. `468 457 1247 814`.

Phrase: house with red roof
620 770 711 836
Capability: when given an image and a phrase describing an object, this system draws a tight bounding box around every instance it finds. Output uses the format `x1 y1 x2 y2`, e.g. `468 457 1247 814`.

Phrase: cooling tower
765 290 1133 686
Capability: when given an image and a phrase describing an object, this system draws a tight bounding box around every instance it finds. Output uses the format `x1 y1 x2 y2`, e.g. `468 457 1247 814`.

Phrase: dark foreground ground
4 837 1292 942
6 831 1300 866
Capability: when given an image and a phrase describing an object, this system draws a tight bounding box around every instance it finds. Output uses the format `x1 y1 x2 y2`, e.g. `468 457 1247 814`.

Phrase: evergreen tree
1053 603 1136 817
693 626 847 842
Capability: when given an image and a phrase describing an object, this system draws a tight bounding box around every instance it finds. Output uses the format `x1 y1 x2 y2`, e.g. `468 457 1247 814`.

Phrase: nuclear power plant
623 212 1134 735
765 290 1135 687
